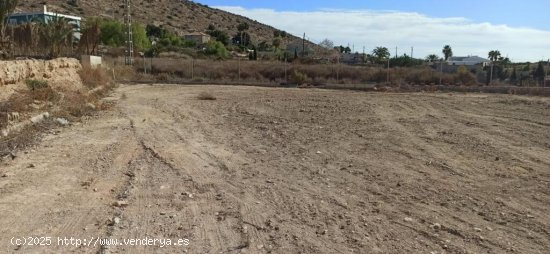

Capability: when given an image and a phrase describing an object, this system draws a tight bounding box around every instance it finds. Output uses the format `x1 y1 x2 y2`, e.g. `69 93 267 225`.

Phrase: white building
447 56 490 66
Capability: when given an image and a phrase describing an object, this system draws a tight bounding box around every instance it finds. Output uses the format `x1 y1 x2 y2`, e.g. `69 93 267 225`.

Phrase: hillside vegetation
16 0 305 47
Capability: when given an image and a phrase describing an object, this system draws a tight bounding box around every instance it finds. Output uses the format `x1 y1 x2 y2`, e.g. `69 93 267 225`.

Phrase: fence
103 57 548 90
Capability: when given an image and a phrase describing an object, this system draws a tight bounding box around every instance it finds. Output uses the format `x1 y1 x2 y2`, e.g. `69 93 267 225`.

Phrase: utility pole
395 47 397 59
387 58 390 84
411 47 414 58
439 59 443 85
124 0 133 65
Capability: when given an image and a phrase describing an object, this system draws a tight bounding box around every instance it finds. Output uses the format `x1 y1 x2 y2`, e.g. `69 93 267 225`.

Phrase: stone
113 201 129 207
55 118 70 126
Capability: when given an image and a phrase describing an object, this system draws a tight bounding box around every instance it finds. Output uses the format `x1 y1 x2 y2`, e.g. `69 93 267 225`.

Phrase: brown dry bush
79 66 113 90
131 58 491 86
197 91 217 100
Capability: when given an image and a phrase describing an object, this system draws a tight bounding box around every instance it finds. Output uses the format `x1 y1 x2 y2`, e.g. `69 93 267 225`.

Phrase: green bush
25 79 49 91
204 41 228 59
99 19 150 51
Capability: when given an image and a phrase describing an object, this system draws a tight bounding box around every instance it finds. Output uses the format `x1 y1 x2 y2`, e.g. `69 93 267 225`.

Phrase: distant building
341 53 366 65
447 56 490 66
7 5 81 39
286 42 314 57
183 32 211 45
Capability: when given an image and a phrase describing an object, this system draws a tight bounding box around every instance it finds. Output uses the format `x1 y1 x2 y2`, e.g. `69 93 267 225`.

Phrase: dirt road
1 85 549 254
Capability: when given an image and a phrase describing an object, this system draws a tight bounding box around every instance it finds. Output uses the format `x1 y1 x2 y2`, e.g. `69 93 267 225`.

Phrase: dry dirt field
1 85 549 254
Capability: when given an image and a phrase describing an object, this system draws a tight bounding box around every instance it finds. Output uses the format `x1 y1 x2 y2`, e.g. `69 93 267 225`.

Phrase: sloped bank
0 57 113 157
0 58 84 101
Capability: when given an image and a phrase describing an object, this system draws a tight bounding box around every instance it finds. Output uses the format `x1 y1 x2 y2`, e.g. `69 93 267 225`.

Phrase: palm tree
426 54 439 63
442 45 453 61
488 50 501 84
372 46 390 64
39 16 74 58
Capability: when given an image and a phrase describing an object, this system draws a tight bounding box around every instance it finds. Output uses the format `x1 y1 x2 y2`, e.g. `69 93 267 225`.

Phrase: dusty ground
0 85 549 254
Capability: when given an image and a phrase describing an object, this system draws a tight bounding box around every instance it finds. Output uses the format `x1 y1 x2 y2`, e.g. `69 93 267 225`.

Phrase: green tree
99 19 125 46
534 61 545 86
442 45 453 61
390 55 424 67
488 50 501 84
207 29 229 46
132 23 150 51
205 40 228 59
426 54 439 63
488 50 501 62
99 19 149 51
237 22 249 32
372 46 390 64
146 24 166 39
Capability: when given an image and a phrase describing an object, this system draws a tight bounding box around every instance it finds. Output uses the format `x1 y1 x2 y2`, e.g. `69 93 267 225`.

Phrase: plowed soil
1 85 549 254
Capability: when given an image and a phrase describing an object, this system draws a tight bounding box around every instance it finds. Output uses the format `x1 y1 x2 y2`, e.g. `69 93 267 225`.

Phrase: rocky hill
16 0 310 48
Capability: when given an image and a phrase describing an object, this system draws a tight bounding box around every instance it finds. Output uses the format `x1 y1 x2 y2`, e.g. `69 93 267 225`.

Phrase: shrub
24 79 59 102
197 91 216 100
204 41 228 59
79 66 113 90
25 79 49 91
290 70 309 85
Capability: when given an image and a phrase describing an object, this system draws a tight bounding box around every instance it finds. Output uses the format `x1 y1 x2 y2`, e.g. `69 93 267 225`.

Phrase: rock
431 223 442 230
30 112 50 124
86 103 96 110
28 163 36 168
404 217 413 222
55 118 70 126
93 188 98 192
316 151 322 154
160 212 166 215
113 217 121 225
1 173 7 178
474 227 483 232
257 245 264 250
113 201 129 207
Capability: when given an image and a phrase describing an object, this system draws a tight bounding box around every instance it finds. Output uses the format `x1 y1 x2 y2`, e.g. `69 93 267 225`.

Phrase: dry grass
79 66 114 90
137 58 483 86
197 92 217 101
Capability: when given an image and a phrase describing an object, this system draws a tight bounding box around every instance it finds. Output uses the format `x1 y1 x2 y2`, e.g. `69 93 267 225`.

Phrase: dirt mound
0 58 84 101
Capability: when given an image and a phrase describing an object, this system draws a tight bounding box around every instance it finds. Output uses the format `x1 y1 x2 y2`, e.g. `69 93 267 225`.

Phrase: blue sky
199 1 550 61
201 0 550 30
